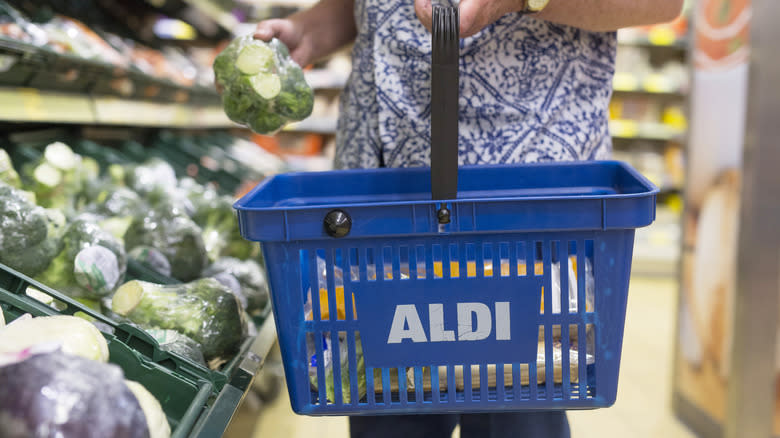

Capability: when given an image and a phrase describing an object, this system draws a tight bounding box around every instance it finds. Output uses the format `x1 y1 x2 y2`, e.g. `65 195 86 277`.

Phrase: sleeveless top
334 0 616 169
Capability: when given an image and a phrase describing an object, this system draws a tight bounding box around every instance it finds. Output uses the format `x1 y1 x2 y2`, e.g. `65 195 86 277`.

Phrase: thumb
414 0 433 32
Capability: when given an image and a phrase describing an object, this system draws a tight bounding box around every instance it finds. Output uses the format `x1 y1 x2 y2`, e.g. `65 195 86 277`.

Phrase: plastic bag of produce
204 257 270 315
213 35 314 134
307 331 367 404
36 218 127 300
0 183 66 276
0 352 149 438
111 278 247 366
144 328 206 366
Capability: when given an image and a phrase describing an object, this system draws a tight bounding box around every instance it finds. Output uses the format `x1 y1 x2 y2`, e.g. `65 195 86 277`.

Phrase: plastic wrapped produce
204 257 270 314
128 246 173 278
125 158 178 196
0 149 21 188
144 329 206 366
0 314 109 362
213 35 314 134
111 278 247 364
124 206 206 281
0 183 65 276
307 332 367 404
0 352 149 438
36 218 127 300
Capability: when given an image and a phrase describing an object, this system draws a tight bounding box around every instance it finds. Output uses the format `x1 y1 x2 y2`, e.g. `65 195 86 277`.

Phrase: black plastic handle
430 5 459 202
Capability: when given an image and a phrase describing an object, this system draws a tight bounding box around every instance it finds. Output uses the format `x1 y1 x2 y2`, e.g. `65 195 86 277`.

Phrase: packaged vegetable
213 35 314 134
36 218 127 300
204 257 270 314
0 352 149 438
0 314 109 362
111 278 247 365
0 183 65 276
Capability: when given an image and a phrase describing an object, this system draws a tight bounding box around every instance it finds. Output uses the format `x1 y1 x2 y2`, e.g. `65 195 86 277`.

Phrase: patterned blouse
334 0 616 169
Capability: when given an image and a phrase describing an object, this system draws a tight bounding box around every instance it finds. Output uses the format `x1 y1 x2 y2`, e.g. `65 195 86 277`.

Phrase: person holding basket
253 0 682 436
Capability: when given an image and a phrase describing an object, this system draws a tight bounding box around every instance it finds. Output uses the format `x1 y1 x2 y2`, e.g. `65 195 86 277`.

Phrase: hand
254 18 313 67
414 0 523 38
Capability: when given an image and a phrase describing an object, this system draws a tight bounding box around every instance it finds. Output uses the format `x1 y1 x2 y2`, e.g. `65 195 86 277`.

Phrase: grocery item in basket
204 257 270 315
124 205 207 282
214 35 314 134
306 331 368 404
111 278 247 366
36 218 127 300
0 183 66 276
0 314 109 362
125 380 171 438
0 352 149 438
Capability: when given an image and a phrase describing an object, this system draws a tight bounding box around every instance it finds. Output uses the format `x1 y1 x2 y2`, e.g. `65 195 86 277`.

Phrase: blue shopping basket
234 7 658 416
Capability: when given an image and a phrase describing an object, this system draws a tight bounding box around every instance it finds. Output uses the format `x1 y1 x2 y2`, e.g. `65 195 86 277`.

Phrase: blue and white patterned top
334 0 616 169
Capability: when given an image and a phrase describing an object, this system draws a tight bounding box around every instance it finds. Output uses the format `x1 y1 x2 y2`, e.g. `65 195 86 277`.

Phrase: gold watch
522 0 550 14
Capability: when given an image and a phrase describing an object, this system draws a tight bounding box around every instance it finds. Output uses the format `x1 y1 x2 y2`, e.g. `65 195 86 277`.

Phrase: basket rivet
437 207 451 224
324 210 351 238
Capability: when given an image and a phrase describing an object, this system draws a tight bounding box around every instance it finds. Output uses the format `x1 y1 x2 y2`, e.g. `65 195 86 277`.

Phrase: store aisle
238 276 694 438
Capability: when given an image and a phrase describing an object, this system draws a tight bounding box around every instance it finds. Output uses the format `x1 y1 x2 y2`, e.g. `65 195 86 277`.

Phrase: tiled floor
225 276 696 438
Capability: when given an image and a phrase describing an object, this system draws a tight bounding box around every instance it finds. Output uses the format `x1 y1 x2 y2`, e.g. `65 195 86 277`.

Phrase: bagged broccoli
124 206 206 281
180 177 259 261
20 142 99 212
214 35 314 134
111 278 247 365
204 257 269 315
0 183 65 276
36 218 127 300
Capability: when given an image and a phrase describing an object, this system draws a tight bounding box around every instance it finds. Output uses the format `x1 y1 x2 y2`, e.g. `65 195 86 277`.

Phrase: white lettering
457 302 492 341
387 305 428 344
429 303 455 342
495 302 511 340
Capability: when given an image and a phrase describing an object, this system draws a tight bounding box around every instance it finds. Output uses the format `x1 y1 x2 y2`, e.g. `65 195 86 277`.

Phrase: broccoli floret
112 278 247 363
125 158 178 196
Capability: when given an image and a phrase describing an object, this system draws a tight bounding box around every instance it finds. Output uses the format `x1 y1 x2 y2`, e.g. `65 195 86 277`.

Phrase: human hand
254 18 313 67
414 0 527 38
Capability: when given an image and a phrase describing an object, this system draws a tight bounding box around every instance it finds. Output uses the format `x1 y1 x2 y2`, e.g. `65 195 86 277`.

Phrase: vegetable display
213 35 314 134
112 278 247 363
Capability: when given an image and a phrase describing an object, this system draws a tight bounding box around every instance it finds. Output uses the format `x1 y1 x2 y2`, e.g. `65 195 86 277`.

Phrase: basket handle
430 5 459 207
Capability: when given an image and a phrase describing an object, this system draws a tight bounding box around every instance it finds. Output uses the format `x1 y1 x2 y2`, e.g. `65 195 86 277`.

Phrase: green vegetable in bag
214 35 314 134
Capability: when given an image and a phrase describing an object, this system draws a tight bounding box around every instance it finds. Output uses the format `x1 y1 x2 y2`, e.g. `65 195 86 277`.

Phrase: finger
458 0 484 38
253 19 291 42
414 0 433 32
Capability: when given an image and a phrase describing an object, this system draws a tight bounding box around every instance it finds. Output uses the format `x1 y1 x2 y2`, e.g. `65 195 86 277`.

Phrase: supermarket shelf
284 116 338 133
617 32 688 50
0 87 234 128
612 72 687 97
610 120 686 143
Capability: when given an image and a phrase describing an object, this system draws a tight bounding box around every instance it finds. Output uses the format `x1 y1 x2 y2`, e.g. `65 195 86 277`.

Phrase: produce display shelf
0 263 276 438
0 86 234 127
